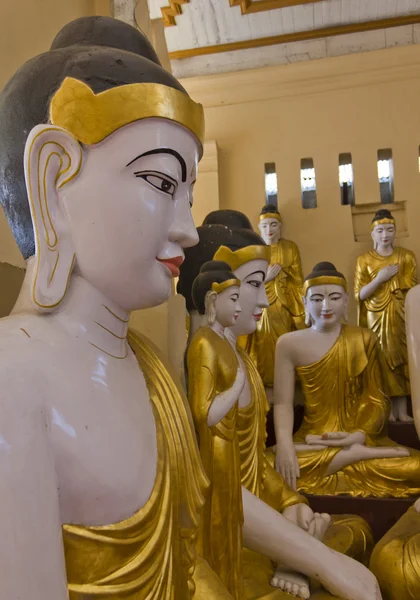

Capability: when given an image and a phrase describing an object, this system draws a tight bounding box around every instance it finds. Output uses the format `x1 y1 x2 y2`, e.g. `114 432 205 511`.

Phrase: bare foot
308 513 331 541
356 443 409 460
319 549 382 600
271 569 310 599
398 414 414 423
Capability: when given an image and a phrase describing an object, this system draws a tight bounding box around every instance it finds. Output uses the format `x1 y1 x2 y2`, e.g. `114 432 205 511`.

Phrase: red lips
157 256 184 278
253 313 262 322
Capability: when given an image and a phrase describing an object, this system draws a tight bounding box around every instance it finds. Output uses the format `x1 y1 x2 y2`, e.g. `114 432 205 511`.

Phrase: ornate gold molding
229 0 323 14
161 0 189 27
169 13 420 59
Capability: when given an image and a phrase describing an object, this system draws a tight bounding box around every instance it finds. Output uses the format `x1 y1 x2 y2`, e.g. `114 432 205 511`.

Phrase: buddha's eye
135 171 177 197
248 280 262 288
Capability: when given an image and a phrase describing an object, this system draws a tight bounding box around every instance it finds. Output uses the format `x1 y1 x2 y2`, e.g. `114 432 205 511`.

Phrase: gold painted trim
169 14 420 59
229 0 323 15
50 77 205 147
161 0 190 26
103 305 129 323
303 276 347 295
259 212 282 223
214 245 270 270
211 278 241 293
88 341 128 360
94 321 128 340
370 218 396 231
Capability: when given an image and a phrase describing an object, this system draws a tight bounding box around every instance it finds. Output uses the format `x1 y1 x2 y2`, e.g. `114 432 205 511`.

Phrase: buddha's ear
303 294 311 326
343 293 349 323
204 290 217 325
24 124 82 312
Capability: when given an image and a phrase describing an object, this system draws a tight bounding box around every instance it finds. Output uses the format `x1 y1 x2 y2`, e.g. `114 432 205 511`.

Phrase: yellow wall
183 44 420 323
0 0 110 268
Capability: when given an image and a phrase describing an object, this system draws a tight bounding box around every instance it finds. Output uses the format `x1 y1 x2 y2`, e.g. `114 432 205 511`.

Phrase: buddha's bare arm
242 487 382 600
273 335 299 488
0 375 68 599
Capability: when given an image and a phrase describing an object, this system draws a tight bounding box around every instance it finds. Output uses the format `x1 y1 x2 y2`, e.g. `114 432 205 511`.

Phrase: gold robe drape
63 330 231 600
370 505 420 600
187 327 244 599
240 239 305 387
293 325 420 497
354 247 417 396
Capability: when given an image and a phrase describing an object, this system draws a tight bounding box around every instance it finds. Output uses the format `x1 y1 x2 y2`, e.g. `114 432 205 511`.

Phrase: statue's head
0 17 204 312
370 209 396 252
203 209 253 231
303 262 347 330
192 260 240 328
177 224 236 312
214 230 270 336
258 204 281 246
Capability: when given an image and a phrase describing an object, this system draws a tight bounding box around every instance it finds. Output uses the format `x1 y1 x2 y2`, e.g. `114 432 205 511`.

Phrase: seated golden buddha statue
240 205 306 388
355 209 417 422
368 282 420 600
274 261 420 498
0 15 241 600
181 229 381 600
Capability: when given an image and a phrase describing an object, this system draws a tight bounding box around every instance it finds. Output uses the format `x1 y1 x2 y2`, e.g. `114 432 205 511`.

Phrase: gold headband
213 245 270 271
370 218 395 231
50 77 205 148
211 279 240 294
303 276 347 295
259 212 282 223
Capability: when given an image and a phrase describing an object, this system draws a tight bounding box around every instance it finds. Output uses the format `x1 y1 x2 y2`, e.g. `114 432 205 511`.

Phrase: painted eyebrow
126 148 187 182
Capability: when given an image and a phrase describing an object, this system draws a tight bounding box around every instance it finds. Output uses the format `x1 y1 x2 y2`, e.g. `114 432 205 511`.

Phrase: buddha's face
371 223 395 252
258 218 281 245
229 258 269 336
304 284 347 330
59 119 199 311
214 285 241 328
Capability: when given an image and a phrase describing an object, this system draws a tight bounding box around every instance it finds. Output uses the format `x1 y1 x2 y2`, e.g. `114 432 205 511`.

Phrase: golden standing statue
354 209 417 422
241 205 305 387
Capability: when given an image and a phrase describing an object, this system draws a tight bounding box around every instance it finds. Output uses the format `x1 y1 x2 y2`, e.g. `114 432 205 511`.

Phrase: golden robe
187 327 244 599
294 325 420 497
63 330 231 600
370 505 420 600
355 248 417 396
241 239 305 386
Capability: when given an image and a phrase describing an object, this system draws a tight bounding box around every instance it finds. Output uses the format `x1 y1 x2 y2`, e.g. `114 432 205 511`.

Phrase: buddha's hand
233 365 246 397
283 504 332 540
376 264 399 284
306 431 366 447
275 441 300 490
414 497 420 513
266 264 282 282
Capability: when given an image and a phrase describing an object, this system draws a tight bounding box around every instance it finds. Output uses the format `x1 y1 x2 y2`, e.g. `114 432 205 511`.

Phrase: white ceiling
147 0 420 77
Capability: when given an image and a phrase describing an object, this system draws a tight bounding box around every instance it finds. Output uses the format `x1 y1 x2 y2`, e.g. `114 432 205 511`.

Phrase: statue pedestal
388 421 420 450
305 494 413 543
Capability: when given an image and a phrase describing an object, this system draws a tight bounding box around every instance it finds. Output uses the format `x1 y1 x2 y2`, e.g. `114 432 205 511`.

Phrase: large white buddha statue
0 16 225 600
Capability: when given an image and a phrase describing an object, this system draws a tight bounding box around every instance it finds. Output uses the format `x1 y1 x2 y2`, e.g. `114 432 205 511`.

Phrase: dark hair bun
51 16 160 64
372 208 393 222
199 260 232 274
313 261 336 273
260 204 280 215
203 209 253 231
